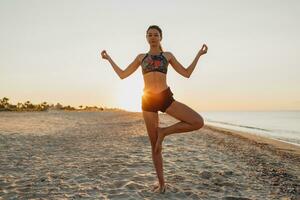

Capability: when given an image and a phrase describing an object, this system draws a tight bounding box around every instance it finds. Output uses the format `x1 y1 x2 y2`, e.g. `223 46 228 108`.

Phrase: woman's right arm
101 50 141 79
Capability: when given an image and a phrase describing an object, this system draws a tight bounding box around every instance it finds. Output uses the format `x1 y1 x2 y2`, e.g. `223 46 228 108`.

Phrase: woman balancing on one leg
101 25 208 193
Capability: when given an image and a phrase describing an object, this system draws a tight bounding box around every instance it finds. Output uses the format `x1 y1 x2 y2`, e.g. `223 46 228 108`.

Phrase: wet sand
0 111 299 199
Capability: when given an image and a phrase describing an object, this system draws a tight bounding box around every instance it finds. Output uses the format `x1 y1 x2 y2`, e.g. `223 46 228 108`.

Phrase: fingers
199 44 208 55
202 44 208 52
101 50 108 59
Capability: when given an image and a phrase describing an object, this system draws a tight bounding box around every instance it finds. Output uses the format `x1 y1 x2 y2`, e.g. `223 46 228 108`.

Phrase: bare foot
155 127 165 153
153 184 166 194
151 182 160 192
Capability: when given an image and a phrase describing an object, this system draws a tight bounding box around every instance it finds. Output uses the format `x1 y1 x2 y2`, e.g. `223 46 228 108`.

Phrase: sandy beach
0 111 299 200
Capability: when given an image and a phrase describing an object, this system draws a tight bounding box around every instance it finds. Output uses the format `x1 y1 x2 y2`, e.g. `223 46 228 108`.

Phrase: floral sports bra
141 52 169 75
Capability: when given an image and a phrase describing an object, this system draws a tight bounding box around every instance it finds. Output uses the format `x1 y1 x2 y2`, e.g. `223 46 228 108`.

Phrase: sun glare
116 77 143 112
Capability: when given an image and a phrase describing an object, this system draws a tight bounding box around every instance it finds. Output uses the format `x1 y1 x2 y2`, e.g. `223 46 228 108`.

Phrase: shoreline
204 124 300 157
160 111 300 156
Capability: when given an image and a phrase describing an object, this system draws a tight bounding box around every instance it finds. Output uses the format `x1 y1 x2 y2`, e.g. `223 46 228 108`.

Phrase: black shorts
142 87 175 113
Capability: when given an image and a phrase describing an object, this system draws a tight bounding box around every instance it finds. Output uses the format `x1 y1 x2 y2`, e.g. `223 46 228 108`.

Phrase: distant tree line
0 97 123 112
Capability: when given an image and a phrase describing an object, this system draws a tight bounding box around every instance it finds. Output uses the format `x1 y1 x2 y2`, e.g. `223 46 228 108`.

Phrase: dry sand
0 111 299 199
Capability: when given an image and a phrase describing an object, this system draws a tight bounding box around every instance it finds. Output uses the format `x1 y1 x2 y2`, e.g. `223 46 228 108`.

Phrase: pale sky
1 0 300 112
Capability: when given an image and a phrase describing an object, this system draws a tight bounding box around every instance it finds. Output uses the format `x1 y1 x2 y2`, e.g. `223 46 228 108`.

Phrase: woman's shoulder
162 51 172 56
136 53 148 63
162 51 173 61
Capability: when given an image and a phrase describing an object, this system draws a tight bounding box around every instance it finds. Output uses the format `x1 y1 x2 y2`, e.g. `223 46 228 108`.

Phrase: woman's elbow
120 75 126 80
119 71 126 79
184 69 190 78
185 73 191 78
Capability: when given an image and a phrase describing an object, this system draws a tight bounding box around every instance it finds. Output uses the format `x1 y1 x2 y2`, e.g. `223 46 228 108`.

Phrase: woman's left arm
169 44 208 78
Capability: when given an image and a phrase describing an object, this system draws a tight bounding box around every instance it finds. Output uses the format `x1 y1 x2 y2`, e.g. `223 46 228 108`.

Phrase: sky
0 0 300 112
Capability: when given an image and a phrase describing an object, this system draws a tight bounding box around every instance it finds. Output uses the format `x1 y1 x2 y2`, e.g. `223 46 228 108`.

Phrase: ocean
200 111 300 146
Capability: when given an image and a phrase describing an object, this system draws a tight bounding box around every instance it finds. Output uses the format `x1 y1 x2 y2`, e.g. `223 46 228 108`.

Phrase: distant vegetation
0 97 124 112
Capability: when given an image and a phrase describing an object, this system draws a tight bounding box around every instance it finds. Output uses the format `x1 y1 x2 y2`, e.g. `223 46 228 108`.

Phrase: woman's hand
199 44 208 56
101 50 111 60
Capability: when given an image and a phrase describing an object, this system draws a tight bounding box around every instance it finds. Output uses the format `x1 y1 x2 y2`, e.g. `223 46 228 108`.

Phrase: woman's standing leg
142 110 165 191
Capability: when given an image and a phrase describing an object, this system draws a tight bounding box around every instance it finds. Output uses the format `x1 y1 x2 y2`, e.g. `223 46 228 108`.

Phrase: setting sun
116 74 144 112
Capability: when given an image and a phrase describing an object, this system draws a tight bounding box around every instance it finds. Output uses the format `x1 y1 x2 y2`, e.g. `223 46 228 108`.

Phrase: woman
101 25 208 193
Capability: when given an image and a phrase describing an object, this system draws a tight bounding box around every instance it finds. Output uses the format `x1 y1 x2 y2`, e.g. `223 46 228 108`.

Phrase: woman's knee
191 115 204 130
152 147 162 155
146 130 157 148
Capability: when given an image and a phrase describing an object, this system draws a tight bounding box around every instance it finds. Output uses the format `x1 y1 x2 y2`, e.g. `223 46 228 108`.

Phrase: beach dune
0 111 299 199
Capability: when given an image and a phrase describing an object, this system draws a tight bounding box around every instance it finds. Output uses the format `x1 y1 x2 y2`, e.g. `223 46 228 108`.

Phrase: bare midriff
143 72 169 94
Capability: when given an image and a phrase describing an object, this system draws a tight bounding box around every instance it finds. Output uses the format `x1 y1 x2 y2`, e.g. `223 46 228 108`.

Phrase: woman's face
146 28 161 46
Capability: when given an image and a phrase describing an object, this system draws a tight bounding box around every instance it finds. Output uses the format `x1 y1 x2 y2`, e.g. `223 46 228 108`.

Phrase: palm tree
17 102 23 111
24 101 34 110
24 101 31 109
1 97 9 108
35 104 42 111
41 102 49 111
